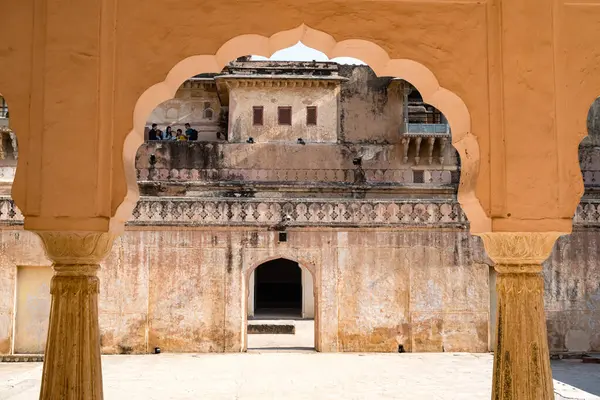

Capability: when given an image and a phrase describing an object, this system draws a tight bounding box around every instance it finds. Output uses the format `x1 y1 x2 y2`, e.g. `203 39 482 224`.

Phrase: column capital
478 232 563 273
36 231 115 265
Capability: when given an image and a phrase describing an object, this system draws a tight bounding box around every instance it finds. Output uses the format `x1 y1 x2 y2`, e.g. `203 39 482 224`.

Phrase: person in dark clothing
185 123 198 141
148 123 160 141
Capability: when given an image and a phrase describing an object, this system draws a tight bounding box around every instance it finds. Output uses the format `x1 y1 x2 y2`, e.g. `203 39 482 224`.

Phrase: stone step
248 320 295 334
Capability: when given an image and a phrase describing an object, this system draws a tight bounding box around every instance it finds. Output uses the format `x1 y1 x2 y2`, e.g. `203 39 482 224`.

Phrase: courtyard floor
0 352 598 399
0 322 598 399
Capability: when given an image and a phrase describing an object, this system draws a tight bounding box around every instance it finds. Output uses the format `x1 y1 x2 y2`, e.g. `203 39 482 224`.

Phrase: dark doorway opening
254 258 302 317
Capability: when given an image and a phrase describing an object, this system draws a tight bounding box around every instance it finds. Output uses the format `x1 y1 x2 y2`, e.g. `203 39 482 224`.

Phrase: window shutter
253 106 263 125
306 106 317 125
278 106 292 125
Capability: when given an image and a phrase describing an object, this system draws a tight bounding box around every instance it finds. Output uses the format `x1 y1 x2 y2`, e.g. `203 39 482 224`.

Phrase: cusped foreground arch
117 25 490 232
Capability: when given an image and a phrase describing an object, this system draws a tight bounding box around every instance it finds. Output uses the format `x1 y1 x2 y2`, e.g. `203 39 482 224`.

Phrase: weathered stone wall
543 230 600 353
0 227 489 354
585 97 600 146
135 142 457 176
338 66 404 144
228 83 340 143
1 226 600 354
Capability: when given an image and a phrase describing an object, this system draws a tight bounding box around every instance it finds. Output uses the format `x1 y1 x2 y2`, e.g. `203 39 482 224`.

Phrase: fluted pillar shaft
480 232 561 400
37 232 114 400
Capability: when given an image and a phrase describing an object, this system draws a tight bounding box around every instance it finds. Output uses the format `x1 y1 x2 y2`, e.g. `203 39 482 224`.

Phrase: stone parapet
127 198 468 227
137 167 459 185
573 199 600 226
2 197 600 228
0 196 467 227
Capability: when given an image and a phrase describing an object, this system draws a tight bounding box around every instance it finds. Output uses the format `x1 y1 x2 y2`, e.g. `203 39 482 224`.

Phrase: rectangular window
278 106 292 125
203 101 211 110
252 106 263 126
306 106 317 125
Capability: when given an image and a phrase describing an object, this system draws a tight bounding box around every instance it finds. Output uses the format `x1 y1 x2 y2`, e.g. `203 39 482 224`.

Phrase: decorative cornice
221 78 340 89
181 80 217 90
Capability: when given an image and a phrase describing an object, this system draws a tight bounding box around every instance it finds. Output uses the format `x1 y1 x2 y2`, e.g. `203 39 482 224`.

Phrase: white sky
251 42 365 65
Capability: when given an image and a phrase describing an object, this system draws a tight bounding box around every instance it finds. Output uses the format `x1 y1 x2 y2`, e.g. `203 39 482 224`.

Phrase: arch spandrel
555 1 600 223
0 0 35 220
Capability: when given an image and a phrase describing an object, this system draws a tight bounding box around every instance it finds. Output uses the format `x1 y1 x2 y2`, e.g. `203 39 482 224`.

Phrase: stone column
36 232 115 400
479 232 561 400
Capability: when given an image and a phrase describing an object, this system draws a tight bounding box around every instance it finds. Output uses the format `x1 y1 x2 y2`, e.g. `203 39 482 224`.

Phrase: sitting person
185 123 198 141
176 128 187 141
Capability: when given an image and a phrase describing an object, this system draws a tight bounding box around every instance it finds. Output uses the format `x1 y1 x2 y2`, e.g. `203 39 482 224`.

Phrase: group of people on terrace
148 123 198 141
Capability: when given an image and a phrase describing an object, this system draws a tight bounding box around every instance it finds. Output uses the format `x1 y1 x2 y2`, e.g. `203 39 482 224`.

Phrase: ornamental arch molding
117 25 489 233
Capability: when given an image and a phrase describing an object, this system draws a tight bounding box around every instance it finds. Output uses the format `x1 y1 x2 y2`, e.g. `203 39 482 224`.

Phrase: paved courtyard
0 352 598 399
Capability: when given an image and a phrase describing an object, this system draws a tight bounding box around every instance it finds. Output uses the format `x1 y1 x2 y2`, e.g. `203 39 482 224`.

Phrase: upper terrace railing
137 167 460 185
403 123 450 136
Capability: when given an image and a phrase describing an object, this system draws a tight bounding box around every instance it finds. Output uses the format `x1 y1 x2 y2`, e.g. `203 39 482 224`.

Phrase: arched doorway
253 258 302 317
246 258 317 351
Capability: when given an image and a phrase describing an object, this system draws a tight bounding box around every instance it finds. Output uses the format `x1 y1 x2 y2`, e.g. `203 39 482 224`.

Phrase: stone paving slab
0 353 598 399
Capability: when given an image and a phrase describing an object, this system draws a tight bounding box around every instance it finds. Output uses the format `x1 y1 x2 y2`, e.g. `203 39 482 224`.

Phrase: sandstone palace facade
0 61 598 355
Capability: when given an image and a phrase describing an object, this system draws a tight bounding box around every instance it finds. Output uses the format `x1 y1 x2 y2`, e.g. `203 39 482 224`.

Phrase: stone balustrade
573 199 600 226
404 123 450 135
398 122 452 165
